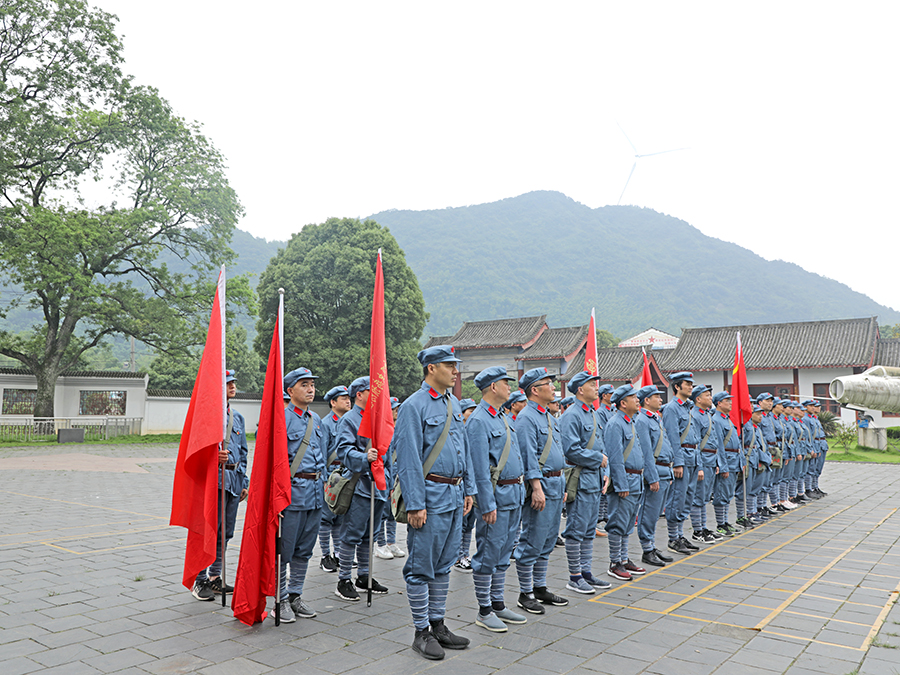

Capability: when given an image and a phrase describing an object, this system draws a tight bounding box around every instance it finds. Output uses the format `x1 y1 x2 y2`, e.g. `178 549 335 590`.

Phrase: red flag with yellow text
359 249 394 490
730 332 753 430
584 308 600 410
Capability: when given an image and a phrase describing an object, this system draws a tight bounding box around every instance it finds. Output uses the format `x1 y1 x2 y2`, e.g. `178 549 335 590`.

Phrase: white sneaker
374 545 394 559
388 544 406 557
781 500 797 510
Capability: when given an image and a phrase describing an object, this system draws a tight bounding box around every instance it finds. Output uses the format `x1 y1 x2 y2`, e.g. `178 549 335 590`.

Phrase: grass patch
871 637 899 649
134 574 145 582
826 438 900 464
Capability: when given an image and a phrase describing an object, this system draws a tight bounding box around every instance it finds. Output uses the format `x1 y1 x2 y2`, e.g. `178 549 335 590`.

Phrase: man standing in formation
689 385 724 543
711 391 742 536
318 385 351 573
662 372 699 555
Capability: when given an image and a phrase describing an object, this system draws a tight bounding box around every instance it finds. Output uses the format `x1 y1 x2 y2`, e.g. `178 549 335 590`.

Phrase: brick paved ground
1 443 898 674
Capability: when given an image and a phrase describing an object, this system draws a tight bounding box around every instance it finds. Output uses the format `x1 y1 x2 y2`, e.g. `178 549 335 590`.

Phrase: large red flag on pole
232 291 291 625
730 331 753 430
170 266 226 590
584 307 600 410
360 249 394 491
633 347 652 389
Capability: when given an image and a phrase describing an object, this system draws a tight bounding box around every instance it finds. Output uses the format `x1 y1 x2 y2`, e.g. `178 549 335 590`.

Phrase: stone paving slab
1 444 899 673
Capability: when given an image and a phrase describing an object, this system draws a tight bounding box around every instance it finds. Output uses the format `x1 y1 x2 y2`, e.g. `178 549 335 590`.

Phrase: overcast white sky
92 1 900 313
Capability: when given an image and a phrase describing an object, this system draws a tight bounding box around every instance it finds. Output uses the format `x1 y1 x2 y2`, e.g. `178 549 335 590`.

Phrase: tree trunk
33 367 59 418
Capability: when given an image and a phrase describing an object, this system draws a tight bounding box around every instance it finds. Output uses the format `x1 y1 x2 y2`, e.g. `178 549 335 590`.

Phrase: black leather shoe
429 619 469 650
533 586 568 606
680 536 700 551
641 550 666 567
517 592 544 614
653 548 674 563
668 538 693 555
412 628 444 660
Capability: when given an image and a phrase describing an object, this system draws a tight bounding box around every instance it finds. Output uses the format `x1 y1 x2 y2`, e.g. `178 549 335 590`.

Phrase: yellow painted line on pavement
2 523 170 547
862 578 900 650
0 517 161 539
2 489 166 519
45 538 184 554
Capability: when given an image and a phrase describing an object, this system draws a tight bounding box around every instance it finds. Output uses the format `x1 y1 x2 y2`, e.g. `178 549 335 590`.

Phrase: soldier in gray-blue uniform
454 397 479 571
393 345 475 661
662 372 700 555
633 385 675 568
689 385 724 543
334 376 392 601
466 366 528 633
375 397 406 559
788 402 808 503
192 369 249 601
755 393 778 516
743 405 769 525
809 400 828 497
735 405 763 528
710 392 741 536
318 385 350 573
560 396 575 412
279 367 327 622
504 390 527 420
513 367 569 614
605 384 646 581
802 400 826 498
770 399 792 511
559 371 610 594
595 384 615 527
775 400 798 511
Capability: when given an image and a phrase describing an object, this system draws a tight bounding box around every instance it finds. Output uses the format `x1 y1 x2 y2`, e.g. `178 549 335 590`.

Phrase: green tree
255 218 427 399
0 1 246 416
597 329 619 348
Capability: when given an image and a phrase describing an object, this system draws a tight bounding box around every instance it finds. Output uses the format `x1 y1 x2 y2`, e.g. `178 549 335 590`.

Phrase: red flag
360 249 394 491
232 293 291 625
170 267 226 590
584 307 600 410
634 347 652 388
730 331 753 429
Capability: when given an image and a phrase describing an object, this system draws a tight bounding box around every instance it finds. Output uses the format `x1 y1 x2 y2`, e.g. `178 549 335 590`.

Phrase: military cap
637 385 662 403
474 366 515 390
568 370 601 394
283 390 291 401
284 367 318 390
802 399 819 407
391 396 401 410
519 367 555 390
712 391 732 406
560 395 575 408
690 385 710 400
417 345 461 366
459 398 477 412
349 376 370 398
611 383 639 404
506 390 527 407
670 371 694 383
756 392 773 402
324 385 349 402
225 369 237 384
598 384 615 396
752 404 763 413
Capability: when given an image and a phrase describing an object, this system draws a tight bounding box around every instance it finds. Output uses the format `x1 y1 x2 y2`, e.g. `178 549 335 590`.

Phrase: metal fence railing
0 417 143 442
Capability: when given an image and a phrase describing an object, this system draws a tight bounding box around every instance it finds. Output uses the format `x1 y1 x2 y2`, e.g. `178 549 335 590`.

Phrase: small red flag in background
584 308 600 410
633 347 652 389
170 267 226 590
232 293 291 625
359 249 394 491
730 332 753 430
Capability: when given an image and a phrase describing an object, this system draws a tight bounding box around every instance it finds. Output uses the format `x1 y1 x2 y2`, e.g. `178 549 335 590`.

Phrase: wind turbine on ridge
616 123 687 205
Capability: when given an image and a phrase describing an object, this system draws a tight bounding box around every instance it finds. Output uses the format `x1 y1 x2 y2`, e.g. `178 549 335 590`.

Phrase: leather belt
223 463 237 470
294 471 320 480
656 460 673 467
701 449 717 454
682 444 697 449
425 473 462 485
543 470 562 477
329 461 341 467
816 437 825 440
625 468 643 475
497 476 523 486
725 449 740 453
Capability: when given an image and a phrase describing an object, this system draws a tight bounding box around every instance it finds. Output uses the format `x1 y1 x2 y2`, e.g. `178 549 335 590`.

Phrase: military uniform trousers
472 506 521 575
563 489 601 542
340 493 385 566
692 457 717 510
667 464 699 524
750 467 766 501
404 507 463 583
636 476 672 550
606 474 643 538
280 506 322 597
515 496 565 568
712 470 736 509
196 488 240 583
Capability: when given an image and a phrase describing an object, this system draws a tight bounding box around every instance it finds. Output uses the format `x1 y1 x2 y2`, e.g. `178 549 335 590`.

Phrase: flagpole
274 288 284 627
220 460 227 607
367 481 375 607
218 267 228 608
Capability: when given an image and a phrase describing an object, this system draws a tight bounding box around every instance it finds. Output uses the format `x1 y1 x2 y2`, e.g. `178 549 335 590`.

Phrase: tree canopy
255 218 427 399
0 0 246 415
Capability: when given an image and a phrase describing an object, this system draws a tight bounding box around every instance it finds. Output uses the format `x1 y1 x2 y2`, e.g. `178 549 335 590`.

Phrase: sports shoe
668 538 693 555
517 592 544 614
622 560 646 576
735 516 754 529
208 577 233 594
582 572 612 589
475 611 508 632
495 606 528 624
355 575 388 594
375 545 394 559
607 563 632 581
716 524 734 538
707 528 725 540
430 619 470 649
289 594 316 618
320 554 338 572
454 557 472 572
276 598 296 623
556 535 565 547
388 544 406 557
773 504 788 513
691 530 716 544
680 535 700 550
781 500 797 510
533 586 568 606
412 627 444 660
815 488 827 496
566 577 596 594
191 579 215 601
336 578 360 601
595 528 608 537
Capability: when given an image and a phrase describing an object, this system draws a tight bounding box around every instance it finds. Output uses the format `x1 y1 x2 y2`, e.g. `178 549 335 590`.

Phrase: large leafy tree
255 218 427 399
0 0 245 416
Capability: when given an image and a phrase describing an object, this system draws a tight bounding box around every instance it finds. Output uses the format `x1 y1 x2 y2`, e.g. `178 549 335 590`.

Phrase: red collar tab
537 405 547 414
623 414 633 423
487 405 498 417
642 409 655 418
331 412 339 422
428 387 440 399
605 405 614 411
677 398 686 405
293 406 306 417
582 403 590 412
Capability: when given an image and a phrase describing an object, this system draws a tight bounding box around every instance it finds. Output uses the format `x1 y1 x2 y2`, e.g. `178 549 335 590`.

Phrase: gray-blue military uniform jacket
791 416 808 458
742 420 769 470
662 397 699 468
393 382 476 514
712 411 741 472
220 406 250 496
285 404 326 511
774 414 790 461
516 400 566 500
336 404 392 501
694 406 723 471
598 404 616 425
559 401 606 494
466 400 525 514
635 408 675 484
605 410 644 494
810 414 828 453
321 411 342 469
759 412 777 468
